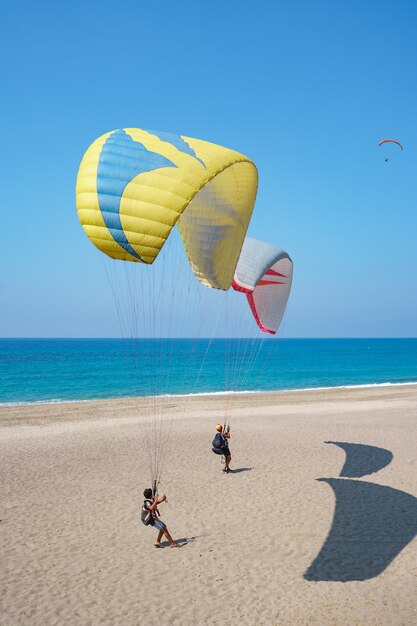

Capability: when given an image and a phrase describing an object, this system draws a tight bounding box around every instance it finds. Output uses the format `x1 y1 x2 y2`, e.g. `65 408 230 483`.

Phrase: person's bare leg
225 454 231 471
154 529 164 546
163 527 178 547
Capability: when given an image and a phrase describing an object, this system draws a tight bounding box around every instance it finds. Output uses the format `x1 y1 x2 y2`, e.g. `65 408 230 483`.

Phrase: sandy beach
1 384 417 625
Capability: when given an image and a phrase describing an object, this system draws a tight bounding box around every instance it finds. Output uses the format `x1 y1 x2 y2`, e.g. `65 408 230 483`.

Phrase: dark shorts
149 518 166 531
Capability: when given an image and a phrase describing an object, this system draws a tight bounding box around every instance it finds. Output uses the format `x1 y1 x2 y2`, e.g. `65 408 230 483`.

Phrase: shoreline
1 382 417 429
1 379 416 409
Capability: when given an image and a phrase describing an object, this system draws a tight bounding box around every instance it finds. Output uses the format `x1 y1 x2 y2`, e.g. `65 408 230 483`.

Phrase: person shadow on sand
304 441 417 582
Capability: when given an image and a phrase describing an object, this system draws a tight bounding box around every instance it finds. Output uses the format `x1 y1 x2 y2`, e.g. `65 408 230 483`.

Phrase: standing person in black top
212 423 231 473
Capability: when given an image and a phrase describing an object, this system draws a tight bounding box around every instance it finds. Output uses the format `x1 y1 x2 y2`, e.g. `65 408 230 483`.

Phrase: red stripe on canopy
231 278 252 294
247 293 276 334
265 268 287 277
257 280 286 286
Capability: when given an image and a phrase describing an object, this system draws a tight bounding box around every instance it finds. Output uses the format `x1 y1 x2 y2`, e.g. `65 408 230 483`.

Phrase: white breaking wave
1 381 416 407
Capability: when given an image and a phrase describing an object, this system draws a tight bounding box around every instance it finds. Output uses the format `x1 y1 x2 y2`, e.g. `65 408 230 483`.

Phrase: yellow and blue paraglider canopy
76 128 258 290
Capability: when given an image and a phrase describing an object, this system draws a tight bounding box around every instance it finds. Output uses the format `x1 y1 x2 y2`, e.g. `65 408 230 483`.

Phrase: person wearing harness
141 488 178 548
212 423 231 473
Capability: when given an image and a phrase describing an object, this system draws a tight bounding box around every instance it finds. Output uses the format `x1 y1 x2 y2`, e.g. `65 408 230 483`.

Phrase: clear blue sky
1 0 416 338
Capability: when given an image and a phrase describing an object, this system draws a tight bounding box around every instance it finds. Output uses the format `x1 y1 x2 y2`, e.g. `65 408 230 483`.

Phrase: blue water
0 339 416 405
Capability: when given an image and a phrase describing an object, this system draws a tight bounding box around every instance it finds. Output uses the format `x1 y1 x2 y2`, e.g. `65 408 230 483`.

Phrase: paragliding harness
141 499 154 526
212 426 230 457
140 481 161 526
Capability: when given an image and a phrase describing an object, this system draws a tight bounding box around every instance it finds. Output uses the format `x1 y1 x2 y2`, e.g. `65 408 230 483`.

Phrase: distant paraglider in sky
378 138 403 162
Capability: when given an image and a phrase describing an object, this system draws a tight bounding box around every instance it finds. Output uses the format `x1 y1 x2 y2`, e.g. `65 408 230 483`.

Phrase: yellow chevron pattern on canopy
76 128 258 290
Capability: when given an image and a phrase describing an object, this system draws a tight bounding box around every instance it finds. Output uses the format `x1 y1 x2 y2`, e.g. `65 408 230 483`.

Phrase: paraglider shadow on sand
325 441 393 477
304 443 417 582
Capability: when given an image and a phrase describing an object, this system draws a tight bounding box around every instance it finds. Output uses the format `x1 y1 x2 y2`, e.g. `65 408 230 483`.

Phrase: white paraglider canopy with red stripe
232 237 293 334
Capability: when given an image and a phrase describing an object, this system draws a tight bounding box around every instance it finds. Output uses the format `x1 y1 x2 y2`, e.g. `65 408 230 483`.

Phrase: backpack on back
212 432 227 455
140 499 154 525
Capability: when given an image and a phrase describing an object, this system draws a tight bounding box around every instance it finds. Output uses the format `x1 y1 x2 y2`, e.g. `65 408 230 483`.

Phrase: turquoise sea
0 339 416 405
